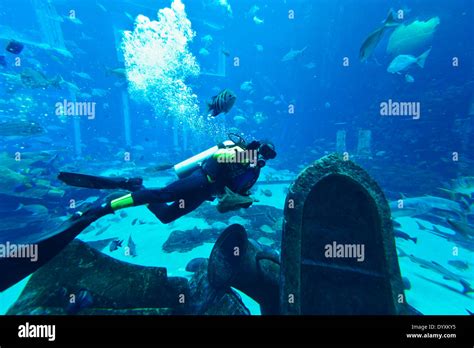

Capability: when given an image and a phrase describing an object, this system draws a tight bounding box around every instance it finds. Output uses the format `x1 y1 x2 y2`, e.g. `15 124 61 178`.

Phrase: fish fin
412 237 418 244
460 280 473 294
416 47 432 68
383 9 399 27
397 248 408 257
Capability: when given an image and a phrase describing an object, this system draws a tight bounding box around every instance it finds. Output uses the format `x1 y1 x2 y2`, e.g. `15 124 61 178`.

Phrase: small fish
106 67 126 79
246 5 260 18
199 47 210 56
253 16 264 25
221 49 230 57
359 11 398 62
119 210 128 218
261 189 272 197
281 47 307 62
447 260 469 271
131 218 138 225
109 239 123 252
201 34 213 46
6 40 24 54
127 234 137 257
240 80 253 92
66 289 93 314
405 74 415 83
207 88 237 117
71 71 92 80
394 229 417 243
263 96 275 103
387 48 432 74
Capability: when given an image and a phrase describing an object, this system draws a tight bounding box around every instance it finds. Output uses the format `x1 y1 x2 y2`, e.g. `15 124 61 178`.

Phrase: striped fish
207 88 236 117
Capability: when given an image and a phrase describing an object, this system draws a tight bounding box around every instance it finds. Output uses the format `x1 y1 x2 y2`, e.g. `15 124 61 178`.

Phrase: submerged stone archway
280 154 405 315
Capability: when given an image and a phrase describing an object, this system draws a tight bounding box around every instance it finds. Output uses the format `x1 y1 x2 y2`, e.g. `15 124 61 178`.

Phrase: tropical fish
207 88 236 117
109 239 123 252
253 16 264 25
281 47 307 62
394 229 417 243
405 74 415 83
387 17 440 56
359 10 398 62
387 48 431 74
398 249 473 294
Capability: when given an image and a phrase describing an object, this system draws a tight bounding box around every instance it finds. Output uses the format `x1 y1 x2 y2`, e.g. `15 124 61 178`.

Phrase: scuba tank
173 133 247 179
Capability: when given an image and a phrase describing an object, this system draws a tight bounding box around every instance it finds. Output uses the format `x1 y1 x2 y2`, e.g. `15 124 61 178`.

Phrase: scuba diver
60 135 277 224
0 135 276 291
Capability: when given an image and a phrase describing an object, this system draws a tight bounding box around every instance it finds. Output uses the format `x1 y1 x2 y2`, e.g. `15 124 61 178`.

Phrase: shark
281 47 307 62
390 195 465 218
398 248 473 294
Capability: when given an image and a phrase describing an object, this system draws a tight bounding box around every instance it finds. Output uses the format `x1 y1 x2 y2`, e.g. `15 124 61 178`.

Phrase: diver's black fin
58 172 143 191
0 214 98 292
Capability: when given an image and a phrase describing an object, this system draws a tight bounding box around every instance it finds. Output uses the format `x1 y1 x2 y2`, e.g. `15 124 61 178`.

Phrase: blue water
0 0 472 315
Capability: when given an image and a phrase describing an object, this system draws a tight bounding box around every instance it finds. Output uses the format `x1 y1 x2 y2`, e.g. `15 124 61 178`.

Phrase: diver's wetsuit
111 145 261 223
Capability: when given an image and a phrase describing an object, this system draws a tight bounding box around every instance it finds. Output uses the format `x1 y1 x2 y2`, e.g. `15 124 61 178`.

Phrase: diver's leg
110 169 211 211
58 172 144 191
148 194 207 224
